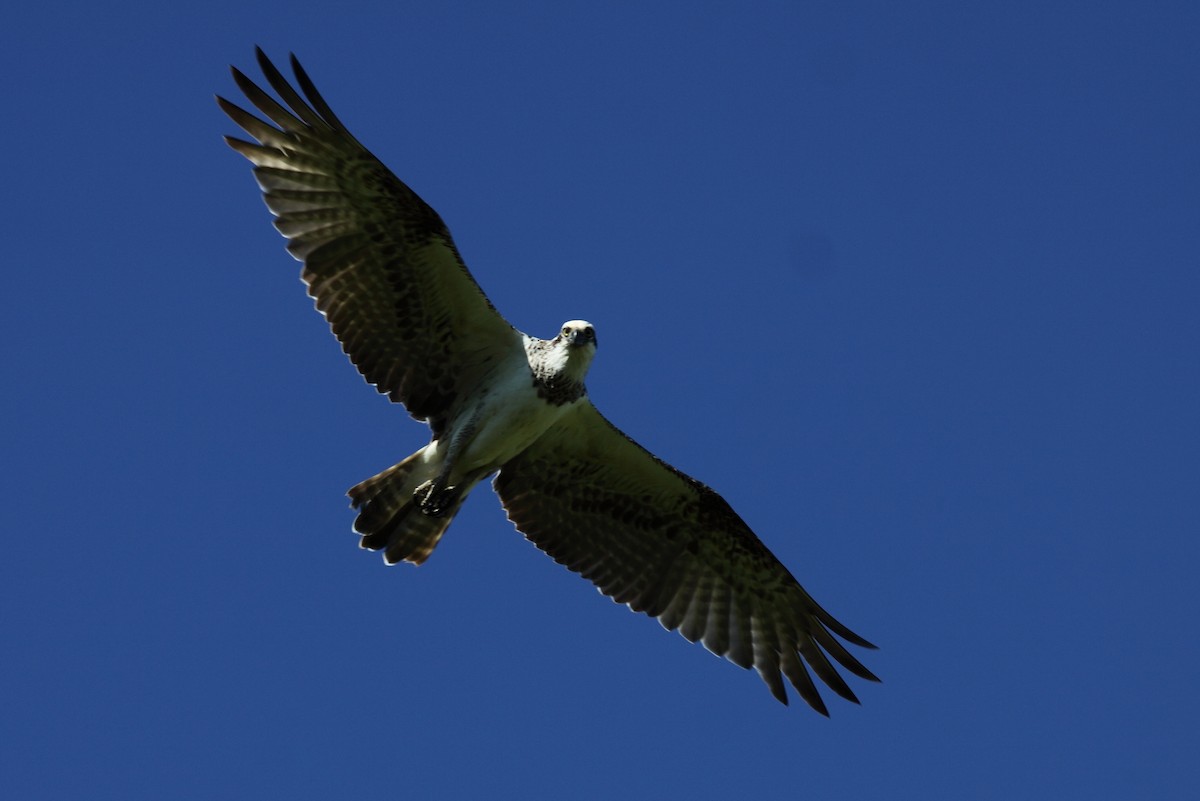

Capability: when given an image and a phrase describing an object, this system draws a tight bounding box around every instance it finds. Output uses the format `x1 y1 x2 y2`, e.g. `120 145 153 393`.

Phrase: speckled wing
219 49 523 435
493 401 880 713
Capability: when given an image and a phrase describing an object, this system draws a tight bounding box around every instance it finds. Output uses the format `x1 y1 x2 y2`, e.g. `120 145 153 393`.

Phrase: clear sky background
4 2 1198 799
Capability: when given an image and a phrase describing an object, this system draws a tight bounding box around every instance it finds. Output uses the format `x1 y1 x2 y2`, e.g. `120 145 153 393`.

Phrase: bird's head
558 320 598 350
546 319 597 381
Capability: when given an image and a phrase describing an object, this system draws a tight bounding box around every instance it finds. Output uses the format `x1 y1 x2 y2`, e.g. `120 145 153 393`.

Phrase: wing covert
493 401 879 713
219 49 522 434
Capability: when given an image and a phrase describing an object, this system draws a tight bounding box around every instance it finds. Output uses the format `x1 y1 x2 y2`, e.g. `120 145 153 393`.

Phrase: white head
548 319 597 381
557 320 597 350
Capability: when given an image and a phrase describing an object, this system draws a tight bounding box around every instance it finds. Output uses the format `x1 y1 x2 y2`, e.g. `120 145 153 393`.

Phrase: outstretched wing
219 49 523 436
493 401 879 714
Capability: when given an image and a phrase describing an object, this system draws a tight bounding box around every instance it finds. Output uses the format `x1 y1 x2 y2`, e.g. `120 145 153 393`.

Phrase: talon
414 480 454 517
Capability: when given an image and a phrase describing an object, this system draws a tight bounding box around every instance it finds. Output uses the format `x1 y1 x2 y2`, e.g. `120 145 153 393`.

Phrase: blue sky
4 2 1198 798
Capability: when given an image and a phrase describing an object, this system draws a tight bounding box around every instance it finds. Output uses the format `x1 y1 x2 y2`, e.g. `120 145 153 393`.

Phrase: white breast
451 361 577 480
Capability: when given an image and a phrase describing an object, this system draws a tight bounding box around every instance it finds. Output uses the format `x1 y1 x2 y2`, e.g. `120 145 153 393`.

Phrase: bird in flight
219 48 879 714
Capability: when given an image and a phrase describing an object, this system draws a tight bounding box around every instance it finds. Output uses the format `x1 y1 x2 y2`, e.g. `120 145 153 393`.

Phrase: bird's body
220 49 880 714
349 323 597 563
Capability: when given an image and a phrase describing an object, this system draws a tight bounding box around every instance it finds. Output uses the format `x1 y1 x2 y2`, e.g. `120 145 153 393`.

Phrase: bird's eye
562 326 571 336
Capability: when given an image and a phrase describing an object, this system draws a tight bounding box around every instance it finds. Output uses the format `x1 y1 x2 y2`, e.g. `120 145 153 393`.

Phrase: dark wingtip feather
797 640 859 705
853 633 880 650
254 44 271 73
288 51 358 142
229 64 252 90
819 611 878 650
825 623 877 651
251 47 326 129
804 691 830 717
857 665 883 684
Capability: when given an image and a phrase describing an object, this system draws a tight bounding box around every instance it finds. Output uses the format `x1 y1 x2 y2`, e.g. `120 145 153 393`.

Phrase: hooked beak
569 328 597 348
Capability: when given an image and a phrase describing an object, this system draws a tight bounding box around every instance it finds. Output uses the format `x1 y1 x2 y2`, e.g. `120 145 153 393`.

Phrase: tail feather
348 451 466 565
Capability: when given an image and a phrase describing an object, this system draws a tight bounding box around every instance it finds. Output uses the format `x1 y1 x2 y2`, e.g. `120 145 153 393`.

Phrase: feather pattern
494 402 879 713
219 48 521 436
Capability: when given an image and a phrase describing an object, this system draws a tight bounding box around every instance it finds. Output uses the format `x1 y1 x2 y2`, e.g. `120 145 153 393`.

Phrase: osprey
220 48 879 714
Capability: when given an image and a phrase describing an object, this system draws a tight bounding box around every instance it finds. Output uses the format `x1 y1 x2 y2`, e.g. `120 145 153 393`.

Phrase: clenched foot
414 480 456 517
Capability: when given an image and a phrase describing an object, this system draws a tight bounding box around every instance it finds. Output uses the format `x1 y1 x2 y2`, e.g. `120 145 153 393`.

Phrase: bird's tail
348 450 471 565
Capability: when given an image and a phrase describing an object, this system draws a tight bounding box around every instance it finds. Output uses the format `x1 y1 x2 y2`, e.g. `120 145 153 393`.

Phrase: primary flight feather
219 48 879 714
